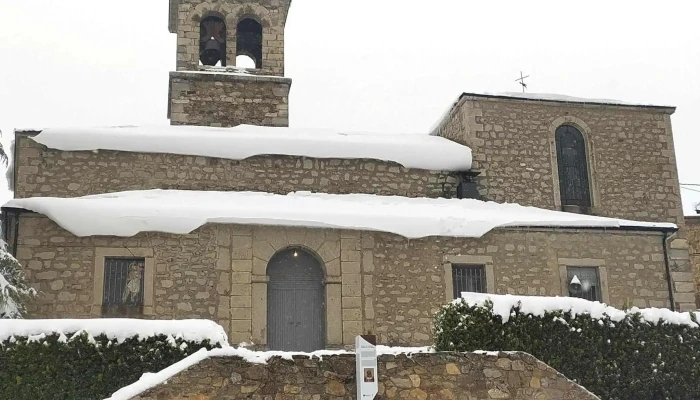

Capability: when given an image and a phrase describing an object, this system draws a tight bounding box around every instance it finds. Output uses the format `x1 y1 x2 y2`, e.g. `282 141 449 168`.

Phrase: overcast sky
1 0 699 213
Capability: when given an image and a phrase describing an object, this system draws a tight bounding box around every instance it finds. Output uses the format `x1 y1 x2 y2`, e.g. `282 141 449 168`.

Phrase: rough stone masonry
131 352 599 400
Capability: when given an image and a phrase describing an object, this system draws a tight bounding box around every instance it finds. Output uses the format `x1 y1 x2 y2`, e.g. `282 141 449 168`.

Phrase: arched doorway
267 247 326 351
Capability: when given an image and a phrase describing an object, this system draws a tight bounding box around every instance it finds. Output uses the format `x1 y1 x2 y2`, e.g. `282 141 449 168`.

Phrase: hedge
434 296 700 400
0 332 219 400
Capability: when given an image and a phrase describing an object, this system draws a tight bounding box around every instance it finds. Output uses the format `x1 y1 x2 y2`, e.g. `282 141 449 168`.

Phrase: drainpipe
662 230 676 311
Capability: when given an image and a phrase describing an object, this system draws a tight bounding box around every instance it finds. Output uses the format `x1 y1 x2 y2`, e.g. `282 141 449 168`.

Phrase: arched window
555 125 592 209
199 15 227 66
236 18 263 69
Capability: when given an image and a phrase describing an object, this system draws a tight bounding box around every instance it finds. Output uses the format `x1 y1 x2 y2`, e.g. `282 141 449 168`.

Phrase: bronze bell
200 38 223 66
199 16 226 66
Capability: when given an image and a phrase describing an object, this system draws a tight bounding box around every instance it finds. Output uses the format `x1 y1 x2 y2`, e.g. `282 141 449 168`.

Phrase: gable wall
16 214 679 348
432 97 683 226
13 134 458 199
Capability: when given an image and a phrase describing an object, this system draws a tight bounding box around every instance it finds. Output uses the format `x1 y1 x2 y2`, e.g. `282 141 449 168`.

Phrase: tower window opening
236 55 256 69
200 15 227 67
236 18 263 69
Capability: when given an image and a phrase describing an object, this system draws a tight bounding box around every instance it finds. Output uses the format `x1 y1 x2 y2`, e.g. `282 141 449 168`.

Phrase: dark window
1 209 20 257
102 258 145 317
236 18 263 69
452 265 486 299
200 15 227 66
555 125 592 208
567 266 601 302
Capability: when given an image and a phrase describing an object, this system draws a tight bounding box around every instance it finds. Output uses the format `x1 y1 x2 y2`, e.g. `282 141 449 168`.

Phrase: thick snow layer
4 190 676 239
31 124 472 171
0 319 229 346
460 293 700 327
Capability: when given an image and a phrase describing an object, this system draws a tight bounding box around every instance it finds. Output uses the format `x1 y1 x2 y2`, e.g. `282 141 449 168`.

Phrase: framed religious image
364 368 375 383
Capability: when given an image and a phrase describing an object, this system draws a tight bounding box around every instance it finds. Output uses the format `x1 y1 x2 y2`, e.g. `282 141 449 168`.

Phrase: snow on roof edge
31 124 473 172
4 190 677 240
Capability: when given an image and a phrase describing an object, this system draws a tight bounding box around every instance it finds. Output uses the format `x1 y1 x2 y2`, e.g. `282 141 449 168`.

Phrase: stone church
2 0 696 350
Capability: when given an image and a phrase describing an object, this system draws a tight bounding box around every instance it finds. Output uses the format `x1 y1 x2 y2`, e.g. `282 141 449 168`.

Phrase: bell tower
167 0 292 127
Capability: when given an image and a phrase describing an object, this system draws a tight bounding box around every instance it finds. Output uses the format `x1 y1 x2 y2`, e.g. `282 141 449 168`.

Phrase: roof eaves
458 92 677 113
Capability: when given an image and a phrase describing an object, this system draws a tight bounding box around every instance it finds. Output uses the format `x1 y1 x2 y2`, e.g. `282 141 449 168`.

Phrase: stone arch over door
266 247 325 351
251 228 343 348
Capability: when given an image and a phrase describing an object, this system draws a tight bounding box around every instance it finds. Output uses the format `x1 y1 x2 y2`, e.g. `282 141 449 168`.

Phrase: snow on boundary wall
460 293 700 327
0 319 229 347
106 345 452 400
28 124 473 172
4 189 677 239
429 91 676 136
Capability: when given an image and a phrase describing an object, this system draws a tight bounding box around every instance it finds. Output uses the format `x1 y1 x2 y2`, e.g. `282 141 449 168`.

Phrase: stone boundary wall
131 352 599 400
12 134 459 200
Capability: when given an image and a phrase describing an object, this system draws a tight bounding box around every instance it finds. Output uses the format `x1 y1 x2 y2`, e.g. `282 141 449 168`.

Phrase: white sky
1 0 699 214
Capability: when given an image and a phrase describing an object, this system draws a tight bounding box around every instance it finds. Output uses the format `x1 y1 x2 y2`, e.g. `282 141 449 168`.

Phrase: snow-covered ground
4 189 676 239
30 124 473 171
460 293 700 326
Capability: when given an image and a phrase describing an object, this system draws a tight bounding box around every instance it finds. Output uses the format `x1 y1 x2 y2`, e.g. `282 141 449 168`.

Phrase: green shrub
434 297 700 400
0 331 219 400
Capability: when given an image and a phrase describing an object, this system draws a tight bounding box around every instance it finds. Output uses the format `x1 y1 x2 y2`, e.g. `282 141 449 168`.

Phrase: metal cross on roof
515 71 530 93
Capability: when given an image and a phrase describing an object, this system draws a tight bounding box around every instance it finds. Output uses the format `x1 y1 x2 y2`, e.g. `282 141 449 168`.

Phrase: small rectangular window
102 258 145 317
566 266 601 302
452 264 486 299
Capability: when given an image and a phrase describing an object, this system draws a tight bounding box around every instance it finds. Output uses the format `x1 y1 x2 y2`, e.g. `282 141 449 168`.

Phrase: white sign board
356 335 378 400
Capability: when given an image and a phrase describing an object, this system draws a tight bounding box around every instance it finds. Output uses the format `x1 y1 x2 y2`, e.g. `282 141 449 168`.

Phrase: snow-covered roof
0 319 229 346
4 190 676 239
28 124 472 172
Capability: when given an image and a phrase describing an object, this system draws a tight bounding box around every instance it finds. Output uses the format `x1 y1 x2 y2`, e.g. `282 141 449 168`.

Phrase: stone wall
131 352 599 400
173 0 290 76
431 94 684 226
169 71 291 127
12 133 459 199
16 214 684 348
684 216 700 307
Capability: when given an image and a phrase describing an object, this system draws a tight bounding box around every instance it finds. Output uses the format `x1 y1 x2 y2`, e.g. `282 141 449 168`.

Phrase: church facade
2 0 696 350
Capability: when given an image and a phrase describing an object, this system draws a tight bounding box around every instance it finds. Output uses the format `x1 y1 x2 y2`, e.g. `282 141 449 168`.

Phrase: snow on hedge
461 293 700 327
31 124 472 171
107 345 437 400
0 319 229 346
4 189 676 239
